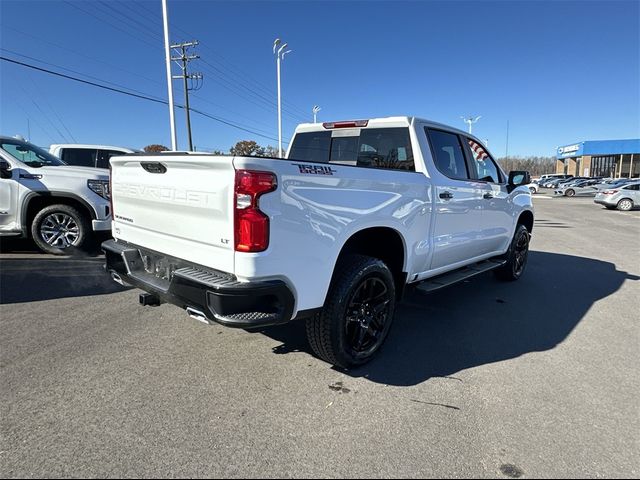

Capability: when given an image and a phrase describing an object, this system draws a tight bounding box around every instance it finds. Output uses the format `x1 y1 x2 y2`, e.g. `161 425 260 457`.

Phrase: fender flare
20 191 98 234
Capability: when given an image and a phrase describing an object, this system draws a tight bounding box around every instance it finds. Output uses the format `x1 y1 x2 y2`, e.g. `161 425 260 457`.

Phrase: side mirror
0 160 12 179
508 171 531 193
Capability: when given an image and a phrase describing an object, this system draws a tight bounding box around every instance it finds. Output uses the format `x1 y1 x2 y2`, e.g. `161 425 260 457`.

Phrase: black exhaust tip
139 292 161 307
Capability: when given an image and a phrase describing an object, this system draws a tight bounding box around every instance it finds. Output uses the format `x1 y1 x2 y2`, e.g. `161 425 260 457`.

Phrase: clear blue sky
1 0 638 156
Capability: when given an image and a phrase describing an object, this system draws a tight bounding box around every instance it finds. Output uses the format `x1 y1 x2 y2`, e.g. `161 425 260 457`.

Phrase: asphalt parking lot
1 196 638 478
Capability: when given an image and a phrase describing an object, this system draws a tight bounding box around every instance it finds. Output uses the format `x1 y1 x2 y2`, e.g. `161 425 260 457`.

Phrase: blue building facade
555 139 640 178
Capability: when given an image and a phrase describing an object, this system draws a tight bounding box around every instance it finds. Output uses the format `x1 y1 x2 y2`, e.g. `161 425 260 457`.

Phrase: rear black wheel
306 255 396 369
494 224 530 281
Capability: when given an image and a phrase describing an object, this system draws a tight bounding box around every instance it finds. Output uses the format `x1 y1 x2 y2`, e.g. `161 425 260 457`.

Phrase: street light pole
461 115 481 135
161 0 177 151
273 39 291 158
312 105 321 123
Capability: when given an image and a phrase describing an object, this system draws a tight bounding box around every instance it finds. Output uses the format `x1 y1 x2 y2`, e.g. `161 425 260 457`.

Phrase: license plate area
124 248 190 292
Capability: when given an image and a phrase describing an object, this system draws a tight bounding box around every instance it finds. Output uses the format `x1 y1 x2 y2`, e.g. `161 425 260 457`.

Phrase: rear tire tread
306 255 394 369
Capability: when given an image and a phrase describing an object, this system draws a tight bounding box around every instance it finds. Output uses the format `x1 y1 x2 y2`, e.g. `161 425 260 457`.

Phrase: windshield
1 139 66 167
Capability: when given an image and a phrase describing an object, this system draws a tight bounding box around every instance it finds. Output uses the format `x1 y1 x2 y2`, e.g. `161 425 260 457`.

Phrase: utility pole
161 0 177 151
171 41 202 151
505 120 510 160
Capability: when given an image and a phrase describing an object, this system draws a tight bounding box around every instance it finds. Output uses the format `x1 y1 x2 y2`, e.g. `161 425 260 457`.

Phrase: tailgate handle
140 162 167 174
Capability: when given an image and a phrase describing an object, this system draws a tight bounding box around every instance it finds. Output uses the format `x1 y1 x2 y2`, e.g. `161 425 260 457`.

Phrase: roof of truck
293 116 478 140
49 144 140 153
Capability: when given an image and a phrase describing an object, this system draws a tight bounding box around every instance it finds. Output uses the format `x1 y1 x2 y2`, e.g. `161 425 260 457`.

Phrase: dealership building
555 139 640 178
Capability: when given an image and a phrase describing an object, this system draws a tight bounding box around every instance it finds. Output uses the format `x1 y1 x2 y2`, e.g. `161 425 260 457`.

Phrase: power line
128 1 310 118
3 27 277 133
62 0 160 50
28 76 78 143
0 55 287 144
63 1 307 127
0 48 167 102
3 25 164 87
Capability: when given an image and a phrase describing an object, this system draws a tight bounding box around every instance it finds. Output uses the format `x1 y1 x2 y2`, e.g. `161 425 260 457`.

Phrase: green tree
229 140 264 156
143 144 169 153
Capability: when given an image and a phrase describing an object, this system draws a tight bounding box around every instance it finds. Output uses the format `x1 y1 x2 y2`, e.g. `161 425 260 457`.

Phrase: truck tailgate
110 154 235 273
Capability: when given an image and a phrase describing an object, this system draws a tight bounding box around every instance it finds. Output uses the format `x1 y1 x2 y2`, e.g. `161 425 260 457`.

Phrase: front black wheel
306 255 396 369
494 224 530 281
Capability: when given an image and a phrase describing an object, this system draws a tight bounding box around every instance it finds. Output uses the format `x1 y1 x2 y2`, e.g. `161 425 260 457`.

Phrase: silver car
594 181 640 211
555 179 600 197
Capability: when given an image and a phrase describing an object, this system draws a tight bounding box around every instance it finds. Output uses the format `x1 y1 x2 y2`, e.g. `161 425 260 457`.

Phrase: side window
357 128 414 171
61 148 97 168
623 184 639 191
465 138 502 183
97 150 125 169
426 128 469 180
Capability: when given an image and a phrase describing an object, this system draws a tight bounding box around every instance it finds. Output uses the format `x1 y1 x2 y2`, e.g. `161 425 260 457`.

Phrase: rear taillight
234 170 277 252
602 190 618 195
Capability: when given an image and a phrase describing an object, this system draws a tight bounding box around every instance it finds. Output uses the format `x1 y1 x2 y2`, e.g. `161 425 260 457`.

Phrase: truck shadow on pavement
263 251 638 386
0 239 129 304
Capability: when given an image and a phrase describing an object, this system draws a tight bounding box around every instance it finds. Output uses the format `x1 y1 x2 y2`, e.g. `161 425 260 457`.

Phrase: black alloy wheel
306 255 396 369
344 276 392 355
495 224 530 281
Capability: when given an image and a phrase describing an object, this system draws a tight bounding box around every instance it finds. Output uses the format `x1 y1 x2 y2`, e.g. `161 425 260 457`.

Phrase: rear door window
425 128 470 180
61 148 97 167
357 128 414 171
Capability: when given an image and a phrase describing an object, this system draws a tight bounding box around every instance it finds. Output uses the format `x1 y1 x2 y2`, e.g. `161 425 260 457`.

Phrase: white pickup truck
103 116 533 368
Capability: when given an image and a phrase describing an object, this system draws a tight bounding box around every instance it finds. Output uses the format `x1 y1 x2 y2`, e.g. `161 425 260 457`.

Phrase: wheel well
25 195 94 236
518 210 534 233
336 227 407 296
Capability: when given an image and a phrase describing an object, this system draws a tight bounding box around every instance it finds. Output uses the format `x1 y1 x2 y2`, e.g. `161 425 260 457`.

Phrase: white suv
0 136 112 254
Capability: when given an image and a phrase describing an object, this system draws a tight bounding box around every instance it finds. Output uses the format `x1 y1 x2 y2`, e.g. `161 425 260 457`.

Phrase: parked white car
103 116 534 368
526 183 539 194
0 136 111 254
50 144 138 169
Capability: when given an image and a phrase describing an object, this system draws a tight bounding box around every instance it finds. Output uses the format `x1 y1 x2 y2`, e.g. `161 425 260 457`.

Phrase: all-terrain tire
306 255 396 369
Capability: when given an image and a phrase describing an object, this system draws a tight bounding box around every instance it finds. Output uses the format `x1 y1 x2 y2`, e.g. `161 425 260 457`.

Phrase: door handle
439 191 453 200
483 192 494 199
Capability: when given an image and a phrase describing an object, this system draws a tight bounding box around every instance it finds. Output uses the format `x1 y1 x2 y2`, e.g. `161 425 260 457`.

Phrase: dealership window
619 154 632 177
591 155 619 177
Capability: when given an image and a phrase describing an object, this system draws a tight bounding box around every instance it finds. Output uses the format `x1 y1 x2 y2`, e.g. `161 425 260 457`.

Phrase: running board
415 259 506 293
